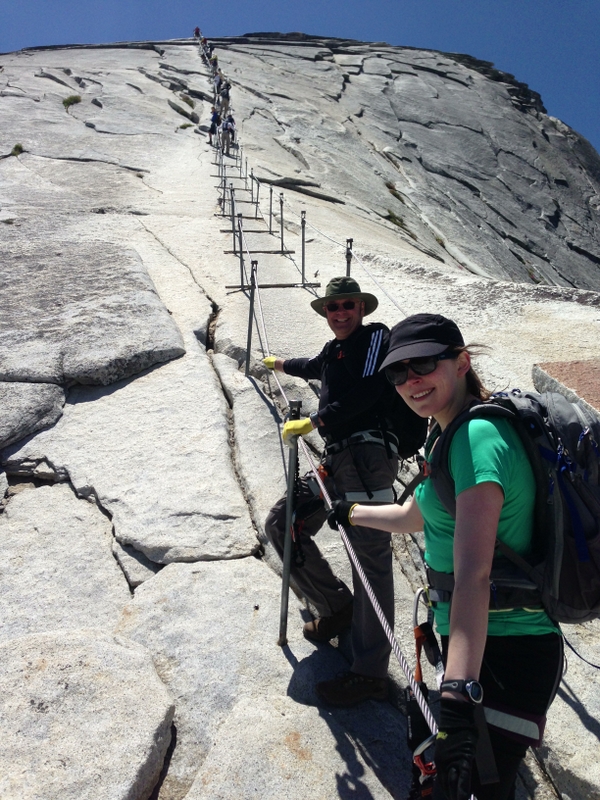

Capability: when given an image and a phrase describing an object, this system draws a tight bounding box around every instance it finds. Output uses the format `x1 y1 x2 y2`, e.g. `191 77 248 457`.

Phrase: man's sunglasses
324 300 358 313
385 352 459 385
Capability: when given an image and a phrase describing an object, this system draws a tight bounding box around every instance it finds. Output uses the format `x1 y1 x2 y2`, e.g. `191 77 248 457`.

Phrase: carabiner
413 732 437 779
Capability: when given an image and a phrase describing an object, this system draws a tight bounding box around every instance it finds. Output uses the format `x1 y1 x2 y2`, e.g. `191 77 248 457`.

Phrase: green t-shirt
415 417 559 637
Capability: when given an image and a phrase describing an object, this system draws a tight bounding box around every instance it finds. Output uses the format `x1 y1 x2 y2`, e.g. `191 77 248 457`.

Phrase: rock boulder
0 629 174 800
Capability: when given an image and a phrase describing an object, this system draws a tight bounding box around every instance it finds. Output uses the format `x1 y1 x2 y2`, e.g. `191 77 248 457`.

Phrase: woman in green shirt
329 313 563 800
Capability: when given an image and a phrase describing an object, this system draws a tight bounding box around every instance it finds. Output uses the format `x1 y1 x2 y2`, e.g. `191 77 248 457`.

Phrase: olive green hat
310 276 378 317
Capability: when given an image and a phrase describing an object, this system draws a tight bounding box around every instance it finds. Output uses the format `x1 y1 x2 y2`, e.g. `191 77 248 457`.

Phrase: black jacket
284 323 391 443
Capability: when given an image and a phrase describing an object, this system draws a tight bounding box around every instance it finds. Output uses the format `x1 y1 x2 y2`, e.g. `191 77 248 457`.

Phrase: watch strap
440 679 483 704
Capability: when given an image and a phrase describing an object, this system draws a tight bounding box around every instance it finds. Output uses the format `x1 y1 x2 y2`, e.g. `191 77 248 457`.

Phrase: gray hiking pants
265 441 398 679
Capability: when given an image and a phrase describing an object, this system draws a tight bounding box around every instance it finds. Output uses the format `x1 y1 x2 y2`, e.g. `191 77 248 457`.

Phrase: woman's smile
410 387 434 400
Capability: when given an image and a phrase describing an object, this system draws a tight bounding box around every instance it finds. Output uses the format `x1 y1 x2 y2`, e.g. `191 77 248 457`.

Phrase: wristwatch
309 411 320 429
440 679 484 704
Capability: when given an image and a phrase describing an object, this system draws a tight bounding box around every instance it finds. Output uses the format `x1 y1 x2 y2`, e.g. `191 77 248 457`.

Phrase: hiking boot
316 671 389 707
303 601 353 643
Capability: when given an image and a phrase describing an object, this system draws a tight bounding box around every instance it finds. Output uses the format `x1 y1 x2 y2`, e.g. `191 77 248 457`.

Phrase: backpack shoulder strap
429 402 516 518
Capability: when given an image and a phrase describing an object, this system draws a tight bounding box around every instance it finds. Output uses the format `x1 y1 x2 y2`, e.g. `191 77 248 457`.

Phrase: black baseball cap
380 313 465 369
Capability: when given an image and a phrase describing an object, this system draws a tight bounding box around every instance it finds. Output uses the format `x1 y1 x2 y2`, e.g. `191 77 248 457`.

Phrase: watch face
466 681 483 703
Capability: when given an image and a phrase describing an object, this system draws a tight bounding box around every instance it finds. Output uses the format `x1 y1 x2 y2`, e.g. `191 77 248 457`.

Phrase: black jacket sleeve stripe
362 327 384 377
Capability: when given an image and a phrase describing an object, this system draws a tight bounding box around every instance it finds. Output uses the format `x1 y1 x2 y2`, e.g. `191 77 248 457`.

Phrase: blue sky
2 0 599 154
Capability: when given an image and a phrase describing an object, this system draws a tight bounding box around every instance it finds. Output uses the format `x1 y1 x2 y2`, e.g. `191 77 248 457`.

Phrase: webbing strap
413 626 426 684
397 470 425 506
345 488 395 503
483 706 545 747
558 471 590 562
474 704 499 785
540 442 590 562
415 621 445 689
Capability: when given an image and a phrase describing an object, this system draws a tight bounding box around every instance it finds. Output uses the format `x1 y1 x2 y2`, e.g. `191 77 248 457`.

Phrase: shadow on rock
285 646 413 799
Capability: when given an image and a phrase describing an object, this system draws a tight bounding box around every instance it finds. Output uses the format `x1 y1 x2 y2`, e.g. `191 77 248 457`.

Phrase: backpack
427 390 600 624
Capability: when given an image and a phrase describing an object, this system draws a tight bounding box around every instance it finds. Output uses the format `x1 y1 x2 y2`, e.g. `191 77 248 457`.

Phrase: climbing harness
324 428 399 457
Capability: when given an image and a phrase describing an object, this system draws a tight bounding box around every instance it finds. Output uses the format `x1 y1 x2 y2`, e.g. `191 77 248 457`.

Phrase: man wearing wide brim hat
310 276 379 317
263 277 415 706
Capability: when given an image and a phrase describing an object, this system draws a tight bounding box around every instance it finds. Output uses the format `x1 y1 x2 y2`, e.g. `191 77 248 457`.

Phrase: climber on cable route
263 277 426 707
328 313 563 800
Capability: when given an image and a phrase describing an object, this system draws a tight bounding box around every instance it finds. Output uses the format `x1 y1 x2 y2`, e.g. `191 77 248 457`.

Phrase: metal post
250 169 254 203
230 185 236 253
239 147 243 178
269 185 273 234
280 193 285 254
245 261 258 378
301 210 306 284
255 179 260 219
278 399 302 646
237 212 244 288
346 237 353 277
221 165 227 215
245 158 248 190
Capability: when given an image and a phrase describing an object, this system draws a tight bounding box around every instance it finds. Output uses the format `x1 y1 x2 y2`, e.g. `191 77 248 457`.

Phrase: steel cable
279 195 408 315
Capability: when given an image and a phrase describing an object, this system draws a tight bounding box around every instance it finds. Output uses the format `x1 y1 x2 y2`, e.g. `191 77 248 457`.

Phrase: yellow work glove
282 417 314 446
263 356 277 370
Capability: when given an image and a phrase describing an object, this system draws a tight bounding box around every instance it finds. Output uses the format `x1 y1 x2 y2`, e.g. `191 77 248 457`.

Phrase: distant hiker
264 277 425 707
225 114 236 145
193 27 200 39
328 313 563 799
219 82 231 116
208 107 220 146
214 69 224 96
221 118 232 155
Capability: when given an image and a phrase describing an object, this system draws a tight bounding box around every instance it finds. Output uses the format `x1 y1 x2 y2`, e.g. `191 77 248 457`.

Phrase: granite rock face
1 46 188 445
0 483 130 643
116 558 413 800
185 694 413 800
1 33 599 800
0 381 65 449
0 240 185 385
215 33 600 291
3 343 259 566
0 630 174 800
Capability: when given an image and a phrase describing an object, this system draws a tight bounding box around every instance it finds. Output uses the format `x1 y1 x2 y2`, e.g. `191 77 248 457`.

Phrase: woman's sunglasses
324 300 357 313
385 352 458 385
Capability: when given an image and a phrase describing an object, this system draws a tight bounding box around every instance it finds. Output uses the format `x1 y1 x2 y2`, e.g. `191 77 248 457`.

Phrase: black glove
434 699 479 800
326 500 354 530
